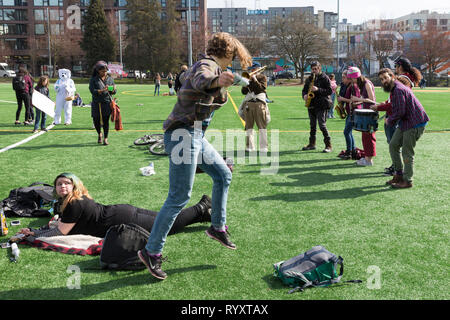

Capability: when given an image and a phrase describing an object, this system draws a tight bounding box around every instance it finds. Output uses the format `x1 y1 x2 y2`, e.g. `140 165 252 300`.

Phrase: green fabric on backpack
274 245 358 293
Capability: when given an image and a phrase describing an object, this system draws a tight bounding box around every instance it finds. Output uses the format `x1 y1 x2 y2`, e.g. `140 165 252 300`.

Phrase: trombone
242 66 267 79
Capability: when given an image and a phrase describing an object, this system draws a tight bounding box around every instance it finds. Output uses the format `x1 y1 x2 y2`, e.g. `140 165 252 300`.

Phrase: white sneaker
356 158 373 166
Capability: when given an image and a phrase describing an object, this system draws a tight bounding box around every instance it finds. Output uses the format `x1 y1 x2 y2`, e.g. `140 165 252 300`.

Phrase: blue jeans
34 108 47 130
145 125 232 254
154 84 160 96
343 115 355 151
328 93 336 118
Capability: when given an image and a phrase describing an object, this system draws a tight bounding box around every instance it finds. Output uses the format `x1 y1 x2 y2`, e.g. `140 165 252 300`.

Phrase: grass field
0 81 449 301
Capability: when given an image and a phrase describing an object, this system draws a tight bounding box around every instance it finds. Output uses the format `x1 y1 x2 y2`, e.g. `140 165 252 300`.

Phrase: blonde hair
206 32 252 69
54 173 92 212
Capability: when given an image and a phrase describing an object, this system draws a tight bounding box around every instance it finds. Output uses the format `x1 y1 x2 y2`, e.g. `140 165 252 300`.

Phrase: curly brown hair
206 32 252 69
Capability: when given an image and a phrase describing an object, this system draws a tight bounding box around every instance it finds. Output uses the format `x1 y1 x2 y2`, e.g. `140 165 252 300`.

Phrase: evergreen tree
160 0 182 73
80 0 117 70
125 0 163 78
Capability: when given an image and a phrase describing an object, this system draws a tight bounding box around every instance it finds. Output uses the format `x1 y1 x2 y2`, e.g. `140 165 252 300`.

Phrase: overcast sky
207 0 450 25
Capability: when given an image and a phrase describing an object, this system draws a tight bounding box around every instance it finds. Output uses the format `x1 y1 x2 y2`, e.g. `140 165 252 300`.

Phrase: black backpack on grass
1 182 55 217
100 223 149 270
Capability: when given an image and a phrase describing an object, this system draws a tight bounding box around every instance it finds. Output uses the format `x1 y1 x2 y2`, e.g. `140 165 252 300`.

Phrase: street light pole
336 0 340 73
47 7 52 77
187 0 193 67
118 9 123 68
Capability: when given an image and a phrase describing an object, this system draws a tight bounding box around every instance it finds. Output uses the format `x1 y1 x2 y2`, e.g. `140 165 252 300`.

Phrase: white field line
0 124 55 154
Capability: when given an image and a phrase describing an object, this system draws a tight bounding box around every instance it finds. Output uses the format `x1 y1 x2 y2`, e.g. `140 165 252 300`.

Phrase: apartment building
0 0 207 74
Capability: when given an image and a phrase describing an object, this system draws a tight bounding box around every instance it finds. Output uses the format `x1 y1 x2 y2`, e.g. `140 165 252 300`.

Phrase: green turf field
0 81 449 300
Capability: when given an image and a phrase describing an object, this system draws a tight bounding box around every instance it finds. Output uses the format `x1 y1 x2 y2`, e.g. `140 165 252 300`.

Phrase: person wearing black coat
89 61 116 145
301 61 333 153
174 65 188 94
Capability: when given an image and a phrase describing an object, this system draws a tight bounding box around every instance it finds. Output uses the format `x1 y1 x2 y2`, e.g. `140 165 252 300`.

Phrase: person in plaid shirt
374 68 429 189
139 32 252 280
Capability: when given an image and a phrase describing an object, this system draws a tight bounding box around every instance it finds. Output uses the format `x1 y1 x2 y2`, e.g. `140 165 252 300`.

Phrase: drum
352 109 379 132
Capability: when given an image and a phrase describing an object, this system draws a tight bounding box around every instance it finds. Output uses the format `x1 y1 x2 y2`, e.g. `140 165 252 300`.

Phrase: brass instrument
335 101 347 119
305 73 316 108
242 66 267 79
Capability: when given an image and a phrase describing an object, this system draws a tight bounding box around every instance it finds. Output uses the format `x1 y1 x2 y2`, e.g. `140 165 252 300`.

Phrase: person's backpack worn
273 245 361 293
100 223 149 270
12 75 26 92
1 182 55 217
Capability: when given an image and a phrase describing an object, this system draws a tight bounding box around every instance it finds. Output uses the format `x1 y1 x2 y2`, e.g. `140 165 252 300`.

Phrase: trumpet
335 101 347 119
305 73 316 108
242 66 267 79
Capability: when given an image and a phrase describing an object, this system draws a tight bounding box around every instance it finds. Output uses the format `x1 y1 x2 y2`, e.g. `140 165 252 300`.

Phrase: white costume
54 69 76 125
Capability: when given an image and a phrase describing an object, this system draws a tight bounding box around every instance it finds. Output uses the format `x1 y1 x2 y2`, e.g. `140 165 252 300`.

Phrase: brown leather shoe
391 180 413 189
386 174 403 185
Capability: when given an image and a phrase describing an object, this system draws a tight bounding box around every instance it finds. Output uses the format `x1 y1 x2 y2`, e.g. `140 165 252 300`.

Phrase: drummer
348 67 377 167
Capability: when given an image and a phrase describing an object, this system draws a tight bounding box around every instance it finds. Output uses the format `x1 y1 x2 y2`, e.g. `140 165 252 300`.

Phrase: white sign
32 90 55 118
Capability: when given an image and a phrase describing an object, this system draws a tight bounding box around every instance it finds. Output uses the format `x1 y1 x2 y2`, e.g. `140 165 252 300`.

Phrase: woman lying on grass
18 173 212 238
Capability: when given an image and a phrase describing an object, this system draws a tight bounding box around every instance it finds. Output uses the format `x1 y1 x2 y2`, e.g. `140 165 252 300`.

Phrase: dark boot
392 180 413 189
351 149 358 160
323 139 332 153
302 137 316 151
386 174 404 185
339 150 351 160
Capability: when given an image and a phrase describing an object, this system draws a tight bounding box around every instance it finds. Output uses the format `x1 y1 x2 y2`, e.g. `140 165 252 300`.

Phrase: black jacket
302 72 332 109
89 75 116 104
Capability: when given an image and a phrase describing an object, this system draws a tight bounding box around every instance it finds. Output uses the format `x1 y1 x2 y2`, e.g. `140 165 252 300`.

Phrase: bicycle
133 133 168 156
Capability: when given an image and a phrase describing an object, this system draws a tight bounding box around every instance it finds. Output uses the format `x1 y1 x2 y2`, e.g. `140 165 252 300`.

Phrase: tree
80 0 116 70
409 26 450 84
160 0 182 73
125 0 164 81
347 42 370 73
269 12 333 83
237 25 266 57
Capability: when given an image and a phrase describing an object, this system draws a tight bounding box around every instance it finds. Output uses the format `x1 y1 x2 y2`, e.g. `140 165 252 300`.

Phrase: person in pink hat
348 66 377 166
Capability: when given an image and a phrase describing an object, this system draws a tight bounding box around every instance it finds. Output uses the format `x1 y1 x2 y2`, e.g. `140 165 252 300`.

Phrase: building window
5 38 27 50
1 9 27 21
34 9 44 20
34 0 63 5
182 0 199 7
49 9 63 21
440 19 448 25
114 0 126 6
35 23 45 35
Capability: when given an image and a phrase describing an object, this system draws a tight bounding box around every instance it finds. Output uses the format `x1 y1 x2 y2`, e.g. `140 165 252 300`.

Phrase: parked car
0 63 16 77
276 71 294 79
126 70 146 79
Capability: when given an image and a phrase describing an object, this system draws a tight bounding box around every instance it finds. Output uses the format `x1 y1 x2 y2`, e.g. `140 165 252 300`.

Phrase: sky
207 0 450 25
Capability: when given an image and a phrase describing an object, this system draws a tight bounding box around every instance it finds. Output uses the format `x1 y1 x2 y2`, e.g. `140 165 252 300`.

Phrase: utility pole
188 0 193 66
118 9 123 68
47 7 52 77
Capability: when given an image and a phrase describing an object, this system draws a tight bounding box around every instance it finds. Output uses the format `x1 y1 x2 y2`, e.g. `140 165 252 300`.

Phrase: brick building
0 0 207 75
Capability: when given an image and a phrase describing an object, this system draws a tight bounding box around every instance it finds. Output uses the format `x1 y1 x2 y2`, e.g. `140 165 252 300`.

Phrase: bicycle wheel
149 141 168 156
134 135 154 146
134 134 163 146
149 133 164 143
